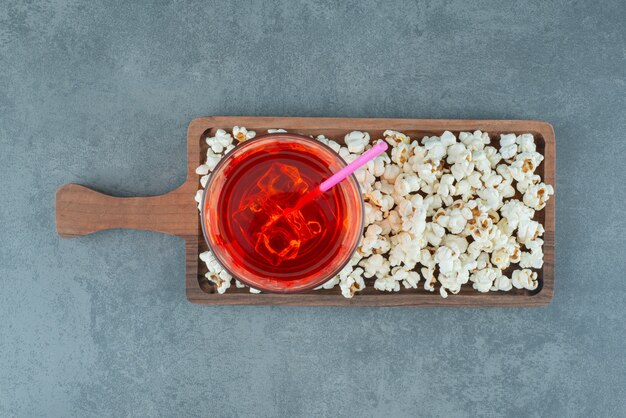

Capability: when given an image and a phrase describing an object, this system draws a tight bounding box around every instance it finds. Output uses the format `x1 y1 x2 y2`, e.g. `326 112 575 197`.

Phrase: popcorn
402 248 421 270
520 251 543 269
435 246 458 275
360 254 390 278
446 143 470 165
485 146 502 168
497 179 516 199
441 195 453 207
413 159 442 184
421 267 436 292
392 231 420 252
499 134 518 159
452 179 473 200
373 274 400 292
374 179 394 195
509 241 522 264
475 252 491 270
451 161 474 182
206 129 233 153
500 200 534 230
460 130 490 151
491 247 511 270
388 244 406 267
195 164 210 175
437 174 456 197
355 168 376 194
517 133 536 152
493 275 513 291
496 164 513 182
382 164 402 183
342 152 359 163
472 149 491 173
423 136 447 161
195 127 551 299
233 126 256 142
517 218 545 245
200 251 232 293
440 130 457 146
390 141 411 167
442 234 469 255
388 241 419 269
316 135 342 153
520 238 544 268
467 171 482 189
338 146 351 161
511 269 538 290
509 151 544 181
397 199 416 219
434 202 472 235
447 142 475 182
439 265 472 294
470 268 499 293
424 195 443 216
384 210 402 233
364 202 383 225
366 190 394 213
459 253 478 272
424 222 445 246
481 171 503 188
410 193 426 208
394 173 421 196
523 182 554 210
375 218 392 236
345 131 370 154
194 189 204 209
383 130 410 146
467 211 494 243
409 141 426 158
516 173 541 194
394 267 420 289
477 187 502 211
268 128 287 133
359 226 380 255
339 267 365 298
525 237 544 253
206 271 231 294
199 250 220 271
367 154 389 177
203 150 222 172
359 224 391 256
317 276 339 290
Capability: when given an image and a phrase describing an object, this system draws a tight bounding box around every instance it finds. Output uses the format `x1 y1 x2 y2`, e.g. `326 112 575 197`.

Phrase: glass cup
201 133 364 293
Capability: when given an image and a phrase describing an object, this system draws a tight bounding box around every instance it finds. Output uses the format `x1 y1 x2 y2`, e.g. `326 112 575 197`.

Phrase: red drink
202 134 364 293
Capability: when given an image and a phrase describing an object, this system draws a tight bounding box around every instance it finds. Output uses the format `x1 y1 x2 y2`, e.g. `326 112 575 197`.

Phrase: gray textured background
1 0 625 416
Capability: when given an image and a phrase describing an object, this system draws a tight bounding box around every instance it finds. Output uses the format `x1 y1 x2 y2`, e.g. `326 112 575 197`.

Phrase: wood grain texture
56 116 555 307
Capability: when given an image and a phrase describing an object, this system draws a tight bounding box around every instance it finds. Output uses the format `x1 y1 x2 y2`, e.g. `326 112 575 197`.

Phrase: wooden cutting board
56 117 555 307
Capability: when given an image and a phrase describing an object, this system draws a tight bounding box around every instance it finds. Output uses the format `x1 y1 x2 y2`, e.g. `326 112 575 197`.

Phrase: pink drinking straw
319 140 389 192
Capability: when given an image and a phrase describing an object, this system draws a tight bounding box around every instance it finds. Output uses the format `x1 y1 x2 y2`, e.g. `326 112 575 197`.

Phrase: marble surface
1 0 625 416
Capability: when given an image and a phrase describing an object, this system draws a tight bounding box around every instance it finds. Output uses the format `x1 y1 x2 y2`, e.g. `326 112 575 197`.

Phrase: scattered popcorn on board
195 127 553 298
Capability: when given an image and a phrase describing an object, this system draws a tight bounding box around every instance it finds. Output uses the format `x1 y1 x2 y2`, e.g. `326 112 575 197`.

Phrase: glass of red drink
201 133 364 293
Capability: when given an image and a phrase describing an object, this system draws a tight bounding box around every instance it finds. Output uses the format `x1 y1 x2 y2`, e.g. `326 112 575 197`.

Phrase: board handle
56 184 196 238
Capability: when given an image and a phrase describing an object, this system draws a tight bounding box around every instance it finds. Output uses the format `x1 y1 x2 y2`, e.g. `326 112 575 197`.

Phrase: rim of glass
200 132 365 294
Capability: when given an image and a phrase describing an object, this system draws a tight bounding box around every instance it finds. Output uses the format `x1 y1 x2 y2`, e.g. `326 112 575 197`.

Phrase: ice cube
257 163 309 196
232 163 322 266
